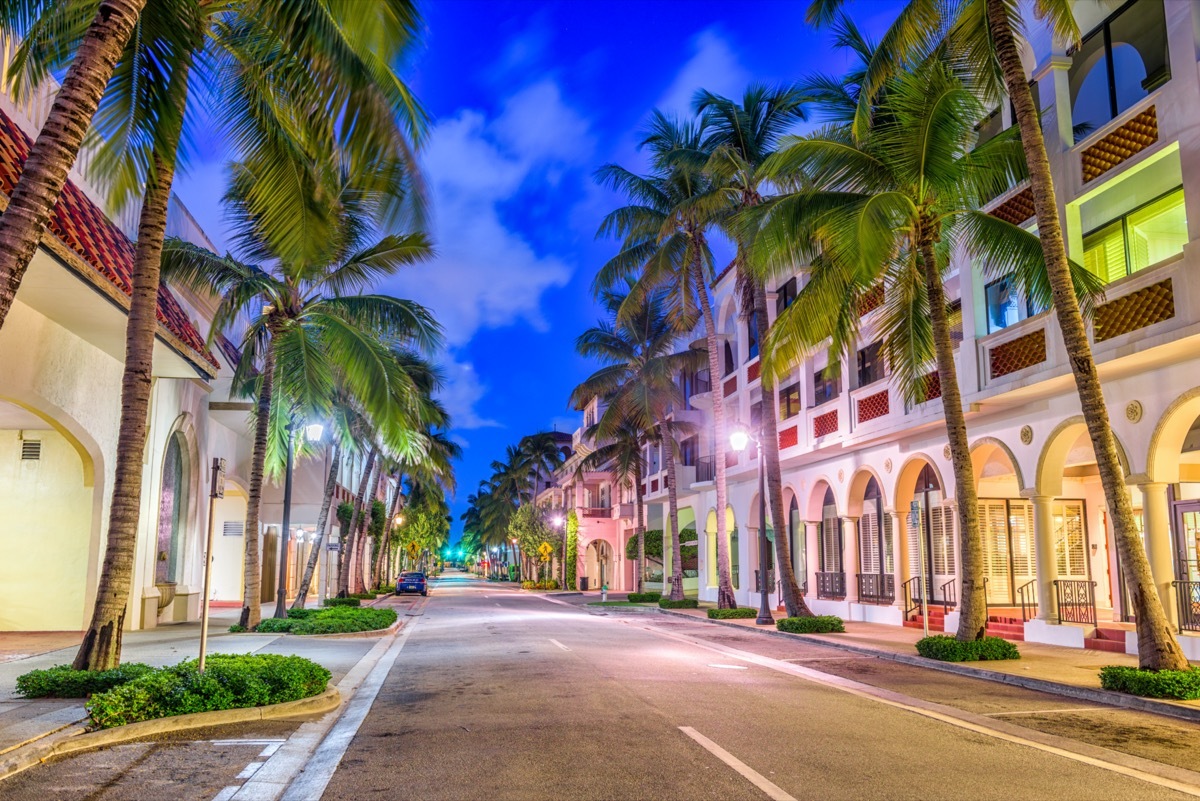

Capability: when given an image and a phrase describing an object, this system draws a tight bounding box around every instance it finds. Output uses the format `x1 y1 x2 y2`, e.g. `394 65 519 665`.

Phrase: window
680 436 698 468
984 277 1041 334
750 400 763 430
1083 187 1187 283
723 342 736 376
775 277 798 315
788 496 806 592
747 315 759 361
857 342 884 388
779 383 801 420
155 434 189 586
820 487 842 573
813 365 839 405
1068 0 1169 135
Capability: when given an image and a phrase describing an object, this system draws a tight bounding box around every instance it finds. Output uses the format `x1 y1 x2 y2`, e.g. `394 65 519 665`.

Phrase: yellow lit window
1082 187 1187 283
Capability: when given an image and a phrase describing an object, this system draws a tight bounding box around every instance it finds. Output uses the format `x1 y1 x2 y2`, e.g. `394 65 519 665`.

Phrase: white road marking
549 639 571 651
236 762 264 780
209 740 286 747
212 787 239 801
259 743 282 757
984 707 1112 717
707 664 747 670
679 727 797 801
640 622 1200 798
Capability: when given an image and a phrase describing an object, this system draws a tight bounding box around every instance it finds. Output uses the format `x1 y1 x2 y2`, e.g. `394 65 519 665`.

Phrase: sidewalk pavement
0 595 414 757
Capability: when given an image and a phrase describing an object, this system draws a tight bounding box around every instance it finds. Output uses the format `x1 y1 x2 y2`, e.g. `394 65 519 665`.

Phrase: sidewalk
0 595 415 757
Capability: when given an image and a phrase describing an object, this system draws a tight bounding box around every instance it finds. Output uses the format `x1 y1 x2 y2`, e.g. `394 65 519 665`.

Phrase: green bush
915 635 1020 662
658 598 699 609
85 654 331 728
16 663 155 698
627 592 662 603
288 607 397 635
1100 665 1200 700
323 597 361 607
286 608 319 619
376 584 395 594
348 592 378 600
776 615 846 634
254 617 295 633
708 607 757 620
228 624 247 633
521 580 536 590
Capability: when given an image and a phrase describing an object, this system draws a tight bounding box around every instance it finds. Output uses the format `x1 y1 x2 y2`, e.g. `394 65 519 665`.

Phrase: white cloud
656 29 750 118
437 357 501 431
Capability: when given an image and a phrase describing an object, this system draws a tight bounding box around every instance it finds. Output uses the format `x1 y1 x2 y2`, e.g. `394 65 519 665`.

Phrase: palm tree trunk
985 0 1187 670
752 281 812 618
0 0 146 333
72 90 188 670
917 233 985 641
349 456 380 595
292 442 341 610
691 251 736 608
662 422 685 601
338 447 377 596
239 336 276 629
634 457 645 593
378 473 403 587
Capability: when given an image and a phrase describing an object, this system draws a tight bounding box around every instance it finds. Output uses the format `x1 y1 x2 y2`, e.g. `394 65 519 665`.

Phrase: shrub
348 592 378 600
323 597 361 607
254 617 295 633
544 579 560 590
228 624 247 633
85 654 331 728
377 584 395 594
16 663 155 699
708 607 757 620
1100 665 1200 700
915 635 1020 662
289 607 397 635
658 598 698 609
627 592 662 603
776 615 846 634
521 580 536 590
286 608 319 619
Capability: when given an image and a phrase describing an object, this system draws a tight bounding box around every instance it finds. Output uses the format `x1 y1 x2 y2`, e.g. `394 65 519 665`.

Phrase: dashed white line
549 639 571 651
707 664 747 670
679 727 797 801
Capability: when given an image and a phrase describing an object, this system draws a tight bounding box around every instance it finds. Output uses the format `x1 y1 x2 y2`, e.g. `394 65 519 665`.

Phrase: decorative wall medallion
943 445 951 460
884 458 893 474
837 469 845 483
1018 425 1033 445
1126 400 1143 423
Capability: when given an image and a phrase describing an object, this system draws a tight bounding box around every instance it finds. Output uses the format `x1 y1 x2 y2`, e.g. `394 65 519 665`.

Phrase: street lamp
729 421 774 626
510 537 519 582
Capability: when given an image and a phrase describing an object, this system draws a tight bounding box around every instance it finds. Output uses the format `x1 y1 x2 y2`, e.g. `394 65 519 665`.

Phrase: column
842 516 859 602
804 521 820 598
661 503 673 589
1141 483 1178 628
889 511 904 606
1032 495 1059 622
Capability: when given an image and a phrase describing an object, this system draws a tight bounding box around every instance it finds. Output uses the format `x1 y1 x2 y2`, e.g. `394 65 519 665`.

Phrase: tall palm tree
159 167 439 628
697 84 814 618
571 287 704 601
520 432 566 505
752 56 1101 642
808 0 1189 670
594 114 738 608
577 420 648 590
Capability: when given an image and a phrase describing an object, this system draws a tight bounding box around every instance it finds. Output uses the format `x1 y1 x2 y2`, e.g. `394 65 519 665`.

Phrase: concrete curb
655 609 1200 724
0 687 341 783
585 605 661 614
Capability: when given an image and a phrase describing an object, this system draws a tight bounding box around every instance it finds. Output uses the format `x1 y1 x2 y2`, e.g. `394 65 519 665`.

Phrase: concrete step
1084 636 1126 653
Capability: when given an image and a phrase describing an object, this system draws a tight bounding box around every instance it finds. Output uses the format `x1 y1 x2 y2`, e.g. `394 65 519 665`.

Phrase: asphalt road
318 574 1200 801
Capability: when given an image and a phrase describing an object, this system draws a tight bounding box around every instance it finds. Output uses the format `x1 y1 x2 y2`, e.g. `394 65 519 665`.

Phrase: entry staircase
904 607 1127 653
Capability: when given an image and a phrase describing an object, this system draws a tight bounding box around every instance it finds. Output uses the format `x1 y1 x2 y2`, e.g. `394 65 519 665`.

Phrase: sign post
911 500 928 639
537 541 553 585
199 458 226 673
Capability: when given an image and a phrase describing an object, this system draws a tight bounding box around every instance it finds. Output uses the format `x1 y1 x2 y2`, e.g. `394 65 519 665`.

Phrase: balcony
614 502 635 520
694 455 715 483
580 506 611 519
850 383 891 429
807 397 842 443
816 571 846 600
857 573 896 605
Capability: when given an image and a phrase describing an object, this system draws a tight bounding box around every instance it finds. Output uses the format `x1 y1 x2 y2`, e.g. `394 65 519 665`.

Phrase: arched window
155 433 190 585
747 315 759 361
819 487 841 574
723 342 735 376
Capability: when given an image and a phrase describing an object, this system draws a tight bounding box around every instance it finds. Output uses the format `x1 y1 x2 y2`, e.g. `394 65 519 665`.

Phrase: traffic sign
537 541 553 558
407 542 420 559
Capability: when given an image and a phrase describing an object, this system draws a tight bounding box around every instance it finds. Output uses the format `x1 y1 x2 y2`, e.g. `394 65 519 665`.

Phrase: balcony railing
856 573 895 605
816 571 846 600
1053 579 1097 626
1017 580 1037 623
754 569 776 594
694 456 715 483
580 506 611 519
1175 580 1200 633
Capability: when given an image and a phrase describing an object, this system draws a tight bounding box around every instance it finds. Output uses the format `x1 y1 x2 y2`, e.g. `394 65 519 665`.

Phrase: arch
1147 387 1200 484
804 476 838 521
0 393 99 487
1036 415 1131 496
970 437 1026 492
894 454 945 512
847 466 888 517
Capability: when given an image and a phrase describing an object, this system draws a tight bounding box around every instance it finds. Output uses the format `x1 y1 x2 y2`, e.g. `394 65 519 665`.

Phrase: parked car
397 571 428 596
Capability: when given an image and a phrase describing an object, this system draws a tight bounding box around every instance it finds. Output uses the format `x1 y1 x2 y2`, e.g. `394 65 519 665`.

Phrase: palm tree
697 84 814 618
571 287 704 601
808 0 1189 671
159 166 439 628
752 56 1101 642
594 114 738 608
520 432 566 504
577 420 648 591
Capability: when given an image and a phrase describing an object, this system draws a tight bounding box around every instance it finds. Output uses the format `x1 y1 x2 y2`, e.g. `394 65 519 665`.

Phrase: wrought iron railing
1017 580 1037 622
1174 580 1200 633
939 579 957 614
754 569 776 593
902 576 926 616
816 571 846 599
1053 579 1097 626
857 573 895 604
692 370 712 396
695 456 715 483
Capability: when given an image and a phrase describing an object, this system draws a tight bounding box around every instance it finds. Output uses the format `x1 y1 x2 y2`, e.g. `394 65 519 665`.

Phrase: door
980 500 1012 604
1173 500 1200 581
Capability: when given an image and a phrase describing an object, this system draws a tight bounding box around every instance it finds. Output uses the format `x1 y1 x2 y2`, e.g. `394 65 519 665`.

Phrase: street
7 572 1200 800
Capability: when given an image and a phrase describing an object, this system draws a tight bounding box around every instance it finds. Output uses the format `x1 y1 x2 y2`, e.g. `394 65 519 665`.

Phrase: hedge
916 635 1019 662
85 654 330 729
348 592 378 600
627 592 662 603
323 597 361 607
708 607 757 620
1100 665 1200 700
658 598 699 609
16 663 155 699
776 615 845 634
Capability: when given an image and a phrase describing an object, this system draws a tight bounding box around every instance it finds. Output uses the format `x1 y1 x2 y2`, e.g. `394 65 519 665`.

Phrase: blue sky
174 0 901 540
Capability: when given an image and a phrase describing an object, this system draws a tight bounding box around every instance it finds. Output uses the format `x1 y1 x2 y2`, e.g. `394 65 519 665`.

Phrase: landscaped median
17 654 332 729
230 604 398 635
1100 665 1200 700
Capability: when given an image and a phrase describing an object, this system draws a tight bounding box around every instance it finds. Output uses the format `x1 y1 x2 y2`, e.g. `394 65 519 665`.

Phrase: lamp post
729 422 773 625
510 537 518 582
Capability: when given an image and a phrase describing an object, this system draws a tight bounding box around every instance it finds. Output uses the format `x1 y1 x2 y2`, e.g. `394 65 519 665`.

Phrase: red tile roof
0 107 218 373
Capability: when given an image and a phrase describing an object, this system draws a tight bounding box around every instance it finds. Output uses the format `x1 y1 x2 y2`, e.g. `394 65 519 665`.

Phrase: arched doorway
897 461 955 606
1145 390 1200 628
973 440 1035 607
850 474 894 604
585 539 613 590
810 483 844 600
785 492 806 592
747 493 774 594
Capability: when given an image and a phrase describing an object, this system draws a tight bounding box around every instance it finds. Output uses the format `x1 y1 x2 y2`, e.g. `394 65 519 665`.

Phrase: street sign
537 541 553 558
407 542 420 559
210 458 226 500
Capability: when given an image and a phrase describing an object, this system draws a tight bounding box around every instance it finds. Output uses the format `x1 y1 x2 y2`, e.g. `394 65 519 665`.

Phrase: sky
173 0 902 541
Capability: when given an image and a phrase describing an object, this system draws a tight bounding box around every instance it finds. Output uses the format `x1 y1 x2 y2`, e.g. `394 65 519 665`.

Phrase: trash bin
579 577 589 592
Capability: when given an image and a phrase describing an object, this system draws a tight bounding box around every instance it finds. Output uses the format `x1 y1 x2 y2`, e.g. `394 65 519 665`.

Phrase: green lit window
1083 187 1187 283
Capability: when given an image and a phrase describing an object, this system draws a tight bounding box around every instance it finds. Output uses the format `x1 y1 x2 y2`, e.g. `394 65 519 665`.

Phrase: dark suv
397 571 428 596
